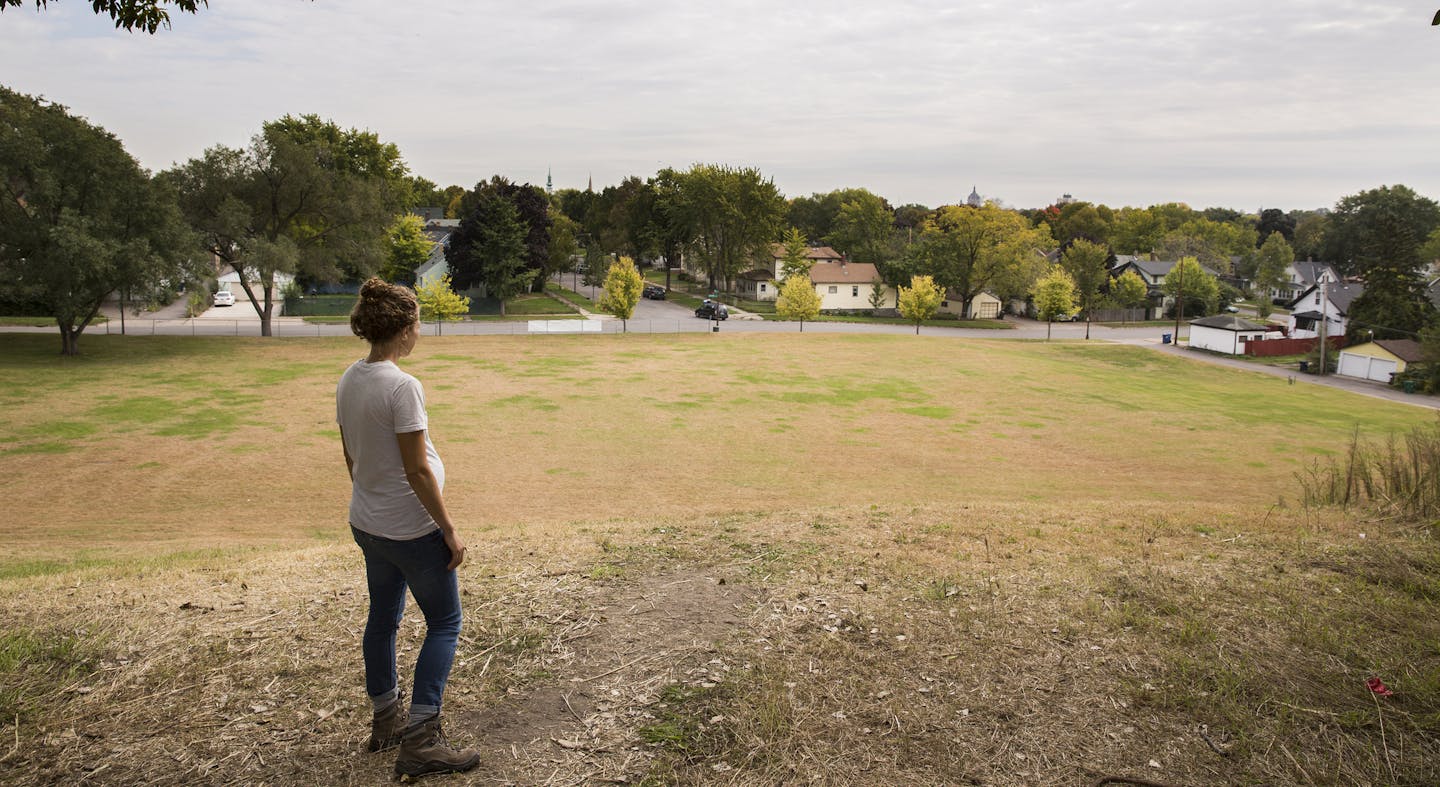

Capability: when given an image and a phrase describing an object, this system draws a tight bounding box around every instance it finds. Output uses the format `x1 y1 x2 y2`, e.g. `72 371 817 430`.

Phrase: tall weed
1298 419 1440 526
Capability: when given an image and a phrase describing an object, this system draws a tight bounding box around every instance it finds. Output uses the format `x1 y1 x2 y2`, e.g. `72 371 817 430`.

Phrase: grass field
1 332 1437 785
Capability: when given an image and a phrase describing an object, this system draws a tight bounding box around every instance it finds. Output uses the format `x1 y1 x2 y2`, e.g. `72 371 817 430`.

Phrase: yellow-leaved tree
415 274 470 335
776 274 821 331
1030 265 1076 341
599 255 644 332
897 275 944 335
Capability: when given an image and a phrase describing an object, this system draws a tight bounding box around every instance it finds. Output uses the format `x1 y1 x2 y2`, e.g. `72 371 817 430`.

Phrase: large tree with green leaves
1163 256 1220 337
906 203 1055 318
655 164 784 291
1110 207 1167 255
378 214 432 285
1110 269 1149 318
1060 239 1110 338
776 274 821 331
827 189 894 264
164 115 408 335
1252 232 1295 320
778 227 813 280
1 86 199 354
1322 184 1440 278
1344 264 1437 343
446 189 532 315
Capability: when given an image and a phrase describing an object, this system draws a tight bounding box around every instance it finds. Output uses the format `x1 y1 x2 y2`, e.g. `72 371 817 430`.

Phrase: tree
1255 208 1295 244
656 164 784 291
0 86 199 354
1344 264 1437 343
1323 185 1440 278
778 227 812 280
446 190 532 315
164 115 407 336
1162 256 1219 338
1159 218 1257 274
1252 232 1295 320
1052 202 1110 247
1110 207 1166 255
897 275 944 335
598 255 643 332
378 214 432 285
415 274 470 332
1111 269 1149 321
1292 213 1327 261
868 280 887 311
1060 239 1109 339
827 190 894 264
457 176 552 293
548 212 581 278
907 203 1055 318
1 0 232 33
1031 265 1076 341
776 274 821 331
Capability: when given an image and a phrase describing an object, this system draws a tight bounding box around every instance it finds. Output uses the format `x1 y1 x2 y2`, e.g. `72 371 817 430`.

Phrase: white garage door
1338 353 1397 383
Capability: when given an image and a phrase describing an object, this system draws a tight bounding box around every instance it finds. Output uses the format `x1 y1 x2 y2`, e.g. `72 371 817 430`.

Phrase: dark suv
642 284 666 300
695 300 729 320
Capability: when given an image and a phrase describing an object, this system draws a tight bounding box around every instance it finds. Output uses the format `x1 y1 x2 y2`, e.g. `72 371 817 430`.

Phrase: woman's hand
443 530 466 571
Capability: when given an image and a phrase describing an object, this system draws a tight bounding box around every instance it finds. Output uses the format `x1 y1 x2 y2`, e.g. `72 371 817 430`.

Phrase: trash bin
1161 333 1172 345
1299 361 1309 373
1403 380 1416 394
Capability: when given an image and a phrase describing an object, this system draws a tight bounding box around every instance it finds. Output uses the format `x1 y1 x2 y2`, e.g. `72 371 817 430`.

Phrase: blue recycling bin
1161 332 1172 345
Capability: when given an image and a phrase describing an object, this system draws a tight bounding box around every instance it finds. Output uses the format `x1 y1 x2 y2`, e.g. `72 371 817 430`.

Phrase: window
1239 335 1249 343
852 286 859 297
1314 293 1320 304
828 286 838 294
759 283 766 293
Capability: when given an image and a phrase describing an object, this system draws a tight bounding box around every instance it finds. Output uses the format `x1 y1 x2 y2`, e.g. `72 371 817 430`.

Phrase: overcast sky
2 1 1437 211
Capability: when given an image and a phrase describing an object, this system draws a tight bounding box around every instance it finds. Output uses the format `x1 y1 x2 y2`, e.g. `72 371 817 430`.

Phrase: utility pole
1317 278 1328 376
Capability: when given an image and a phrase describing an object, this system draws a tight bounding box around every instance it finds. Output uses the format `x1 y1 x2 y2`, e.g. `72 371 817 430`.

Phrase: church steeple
546 168 553 194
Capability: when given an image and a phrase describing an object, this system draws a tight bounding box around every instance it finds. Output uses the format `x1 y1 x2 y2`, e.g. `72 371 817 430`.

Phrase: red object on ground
1366 677 1395 696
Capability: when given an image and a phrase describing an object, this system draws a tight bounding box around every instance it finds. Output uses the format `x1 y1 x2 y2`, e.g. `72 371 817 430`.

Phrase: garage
1338 353 1397 383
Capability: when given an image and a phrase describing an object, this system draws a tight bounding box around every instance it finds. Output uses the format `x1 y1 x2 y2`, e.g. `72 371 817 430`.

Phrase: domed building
966 186 982 207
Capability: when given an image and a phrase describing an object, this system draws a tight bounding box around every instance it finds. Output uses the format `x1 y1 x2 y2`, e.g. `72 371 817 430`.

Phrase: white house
1109 258 1224 320
1285 281 1363 339
1269 260 1339 303
738 244 846 301
217 266 294 295
414 218 460 288
1188 314 1267 355
807 261 895 311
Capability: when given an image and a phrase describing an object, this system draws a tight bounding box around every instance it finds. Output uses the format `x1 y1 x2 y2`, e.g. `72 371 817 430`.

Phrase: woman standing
337 278 480 777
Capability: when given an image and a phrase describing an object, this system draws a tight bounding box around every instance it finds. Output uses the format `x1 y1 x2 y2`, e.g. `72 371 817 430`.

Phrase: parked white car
212 290 236 307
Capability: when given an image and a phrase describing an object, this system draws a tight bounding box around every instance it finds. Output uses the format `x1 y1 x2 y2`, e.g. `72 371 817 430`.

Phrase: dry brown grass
2 333 1438 785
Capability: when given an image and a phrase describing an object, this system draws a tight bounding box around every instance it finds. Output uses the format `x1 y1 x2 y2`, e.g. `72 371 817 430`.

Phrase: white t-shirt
336 359 445 540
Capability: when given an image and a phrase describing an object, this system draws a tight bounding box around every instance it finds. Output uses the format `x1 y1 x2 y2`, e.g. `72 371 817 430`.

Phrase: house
217 265 294 295
736 244 846 301
1188 314 1267 355
1270 260 1339 303
1336 339 1424 384
1285 281 1363 339
938 290 1003 319
806 261 895 311
414 218 461 288
1109 259 1224 319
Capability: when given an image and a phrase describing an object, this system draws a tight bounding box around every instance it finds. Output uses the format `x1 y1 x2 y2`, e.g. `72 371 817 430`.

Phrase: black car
642 284 667 300
695 300 729 320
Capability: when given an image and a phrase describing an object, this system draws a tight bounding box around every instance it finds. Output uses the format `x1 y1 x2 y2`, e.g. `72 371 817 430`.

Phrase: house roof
1374 339 1425 363
1117 259 1222 281
1293 260 1336 287
1286 281 1365 313
1190 315 1267 332
807 261 881 284
737 269 774 281
768 243 843 261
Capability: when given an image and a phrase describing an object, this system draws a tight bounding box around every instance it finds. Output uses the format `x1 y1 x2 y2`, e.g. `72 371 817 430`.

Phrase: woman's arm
396 429 466 570
339 425 354 481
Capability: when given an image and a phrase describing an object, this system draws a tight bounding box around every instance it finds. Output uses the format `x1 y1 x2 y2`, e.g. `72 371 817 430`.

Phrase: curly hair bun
350 278 418 344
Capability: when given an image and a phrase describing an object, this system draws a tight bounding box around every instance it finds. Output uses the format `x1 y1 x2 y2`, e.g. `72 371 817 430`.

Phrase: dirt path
457 569 763 783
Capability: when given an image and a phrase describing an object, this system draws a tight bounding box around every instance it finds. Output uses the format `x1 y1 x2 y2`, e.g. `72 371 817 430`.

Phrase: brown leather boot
394 716 481 777
367 696 408 753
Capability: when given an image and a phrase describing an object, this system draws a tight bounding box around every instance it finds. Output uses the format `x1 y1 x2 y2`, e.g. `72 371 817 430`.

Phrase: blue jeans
351 526 462 713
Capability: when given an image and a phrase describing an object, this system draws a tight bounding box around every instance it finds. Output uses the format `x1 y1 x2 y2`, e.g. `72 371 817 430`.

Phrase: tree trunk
1047 320 1053 342
60 327 77 355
